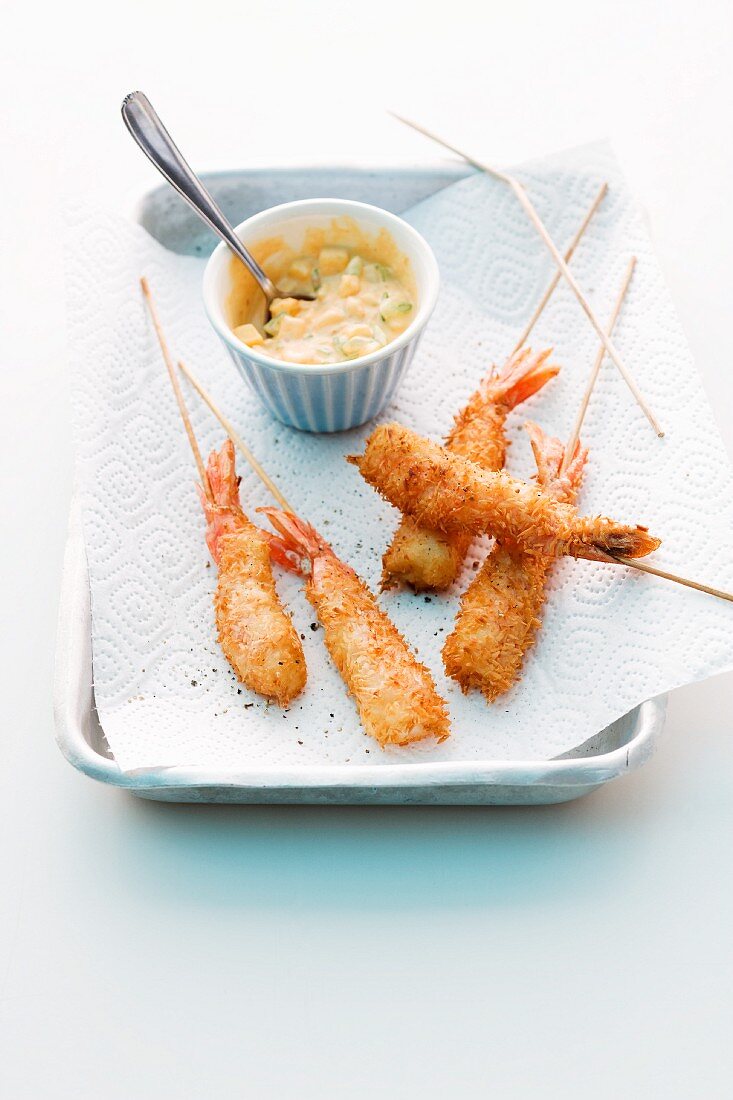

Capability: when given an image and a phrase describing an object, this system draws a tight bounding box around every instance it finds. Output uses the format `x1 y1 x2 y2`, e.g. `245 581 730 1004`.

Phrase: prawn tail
200 439 246 563
487 347 559 410
204 439 242 510
602 527 662 560
563 443 589 495
259 508 330 575
265 534 309 576
525 420 589 498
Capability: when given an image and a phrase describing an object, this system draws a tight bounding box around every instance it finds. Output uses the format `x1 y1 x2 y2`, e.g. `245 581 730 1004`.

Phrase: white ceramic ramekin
203 198 439 432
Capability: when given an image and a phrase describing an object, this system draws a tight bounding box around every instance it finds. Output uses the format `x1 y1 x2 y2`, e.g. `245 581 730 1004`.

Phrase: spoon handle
121 91 277 302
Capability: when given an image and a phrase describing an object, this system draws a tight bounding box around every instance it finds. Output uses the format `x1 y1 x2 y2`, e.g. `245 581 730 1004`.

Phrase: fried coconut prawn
349 423 660 561
443 423 588 700
262 508 450 748
200 441 306 705
382 348 559 591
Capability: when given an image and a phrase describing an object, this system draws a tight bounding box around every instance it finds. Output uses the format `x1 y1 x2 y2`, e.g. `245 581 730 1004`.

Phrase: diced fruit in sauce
338 273 361 298
344 323 374 339
312 306 347 330
344 297 366 318
234 323 264 347
364 262 392 282
277 315 307 339
233 247 414 365
337 335 382 359
380 298 413 330
270 297 302 317
318 247 350 275
288 257 315 281
275 276 299 294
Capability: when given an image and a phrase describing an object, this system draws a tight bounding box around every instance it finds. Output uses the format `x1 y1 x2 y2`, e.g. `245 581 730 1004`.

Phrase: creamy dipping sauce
226 220 416 366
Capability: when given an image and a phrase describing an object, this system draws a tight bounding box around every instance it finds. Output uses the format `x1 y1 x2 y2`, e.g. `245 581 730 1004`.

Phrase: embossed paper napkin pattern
66 143 733 772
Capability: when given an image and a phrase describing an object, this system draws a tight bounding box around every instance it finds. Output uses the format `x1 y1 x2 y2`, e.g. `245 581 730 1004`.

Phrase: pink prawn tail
525 420 588 502
204 439 241 509
485 347 560 410
266 534 307 575
200 440 245 563
259 508 331 576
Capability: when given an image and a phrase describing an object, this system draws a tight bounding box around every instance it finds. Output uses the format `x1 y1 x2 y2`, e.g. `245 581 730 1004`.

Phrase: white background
1 1 732 1096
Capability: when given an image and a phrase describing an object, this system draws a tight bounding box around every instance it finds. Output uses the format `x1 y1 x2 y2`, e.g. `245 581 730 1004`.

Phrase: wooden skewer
390 112 664 438
553 256 733 602
176 359 294 513
140 277 213 502
600 553 733 604
511 181 608 356
561 257 637 474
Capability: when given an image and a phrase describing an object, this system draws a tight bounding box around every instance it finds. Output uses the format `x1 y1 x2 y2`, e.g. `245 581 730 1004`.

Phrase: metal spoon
121 91 315 319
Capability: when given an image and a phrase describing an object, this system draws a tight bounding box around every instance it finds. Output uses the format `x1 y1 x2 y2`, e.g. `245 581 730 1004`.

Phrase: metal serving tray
53 164 667 805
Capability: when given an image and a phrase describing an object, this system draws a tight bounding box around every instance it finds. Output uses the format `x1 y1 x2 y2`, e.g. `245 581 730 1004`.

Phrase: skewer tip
388 110 417 135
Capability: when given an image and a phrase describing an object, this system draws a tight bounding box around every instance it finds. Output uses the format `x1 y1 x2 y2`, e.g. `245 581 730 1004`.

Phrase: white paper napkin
66 142 733 773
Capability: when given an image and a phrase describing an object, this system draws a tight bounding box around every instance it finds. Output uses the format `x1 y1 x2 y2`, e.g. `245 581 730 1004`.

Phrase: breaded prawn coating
262 509 450 748
349 422 660 561
382 348 559 590
200 441 306 706
443 424 587 700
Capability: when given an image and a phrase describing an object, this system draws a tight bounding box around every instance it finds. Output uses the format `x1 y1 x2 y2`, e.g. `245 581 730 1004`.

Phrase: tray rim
55 161 666 799
128 160 475 221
